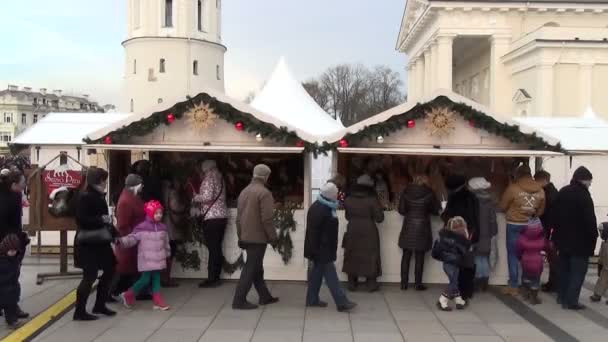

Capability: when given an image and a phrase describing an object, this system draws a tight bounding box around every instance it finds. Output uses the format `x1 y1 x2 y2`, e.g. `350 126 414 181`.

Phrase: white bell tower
124 0 226 113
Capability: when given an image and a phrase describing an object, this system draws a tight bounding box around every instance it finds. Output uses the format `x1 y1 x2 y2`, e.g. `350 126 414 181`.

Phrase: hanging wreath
425 107 456 137
273 202 298 265
187 102 217 130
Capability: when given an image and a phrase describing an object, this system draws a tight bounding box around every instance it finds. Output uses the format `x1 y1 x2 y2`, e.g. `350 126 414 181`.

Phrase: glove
102 215 113 224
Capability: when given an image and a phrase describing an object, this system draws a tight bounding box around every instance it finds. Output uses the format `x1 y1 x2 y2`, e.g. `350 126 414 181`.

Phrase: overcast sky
0 0 407 108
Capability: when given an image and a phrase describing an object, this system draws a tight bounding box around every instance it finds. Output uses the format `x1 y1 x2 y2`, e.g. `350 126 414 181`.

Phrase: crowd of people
1 159 607 327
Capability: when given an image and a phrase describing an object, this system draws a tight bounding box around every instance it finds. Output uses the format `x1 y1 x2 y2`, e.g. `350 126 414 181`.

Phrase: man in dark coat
442 174 479 300
304 183 357 312
552 166 597 310
534 170 560 292
398 175 440 291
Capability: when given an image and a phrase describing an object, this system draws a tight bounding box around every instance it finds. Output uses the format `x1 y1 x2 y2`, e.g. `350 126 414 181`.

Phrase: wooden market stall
324 89 563 285
84 90 320 281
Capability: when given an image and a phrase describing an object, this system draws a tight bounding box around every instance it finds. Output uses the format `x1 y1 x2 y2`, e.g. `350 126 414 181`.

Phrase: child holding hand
118 200 171 311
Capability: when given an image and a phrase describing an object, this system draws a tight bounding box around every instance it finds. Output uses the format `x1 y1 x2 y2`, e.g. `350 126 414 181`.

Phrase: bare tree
303 64 404 125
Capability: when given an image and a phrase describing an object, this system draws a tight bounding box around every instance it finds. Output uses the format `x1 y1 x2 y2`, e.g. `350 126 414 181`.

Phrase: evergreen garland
323 96 562 152
273 203 298 265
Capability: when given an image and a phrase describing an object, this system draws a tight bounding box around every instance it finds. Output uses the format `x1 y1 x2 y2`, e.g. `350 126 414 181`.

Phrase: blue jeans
443 263 460 298
558 253 589 307
522 274 541 290
507 224 526 288
474 256 490 278
306 262 348 307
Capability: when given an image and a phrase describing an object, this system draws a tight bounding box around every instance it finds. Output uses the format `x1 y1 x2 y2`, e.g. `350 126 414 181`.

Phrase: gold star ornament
424 107 456 137
187 102 217 130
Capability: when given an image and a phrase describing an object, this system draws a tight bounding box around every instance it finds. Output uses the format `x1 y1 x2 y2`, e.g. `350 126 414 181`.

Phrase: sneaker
437 294 452 312
337 301 357 313
232 301 258 310
120 290 136 309
259 297 279 306
152 293 170 311
306 301 328 308
454 296 467 310
590 294 602 303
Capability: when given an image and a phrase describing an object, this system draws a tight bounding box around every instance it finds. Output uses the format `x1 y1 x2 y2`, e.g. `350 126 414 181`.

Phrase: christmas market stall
324 89 563 285
84 90 321 281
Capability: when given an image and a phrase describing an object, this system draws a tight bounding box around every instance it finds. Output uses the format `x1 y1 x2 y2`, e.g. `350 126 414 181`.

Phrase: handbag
75 224 114 244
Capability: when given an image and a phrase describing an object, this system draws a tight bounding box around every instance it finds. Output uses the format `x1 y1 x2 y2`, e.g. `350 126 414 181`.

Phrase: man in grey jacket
232 164 279 310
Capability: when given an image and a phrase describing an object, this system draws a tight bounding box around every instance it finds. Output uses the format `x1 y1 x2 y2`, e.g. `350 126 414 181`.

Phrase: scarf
318 195 338 218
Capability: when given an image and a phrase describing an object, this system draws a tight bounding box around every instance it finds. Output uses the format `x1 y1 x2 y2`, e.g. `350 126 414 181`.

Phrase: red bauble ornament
235 121 244 131
339 139 349 148
104 136 112 144
407 119 416 128
468 120 476 127
167 113 175 124
296 140 305 148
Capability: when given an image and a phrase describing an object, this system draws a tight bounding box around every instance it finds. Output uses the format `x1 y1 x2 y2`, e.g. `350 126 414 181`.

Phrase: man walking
552 166 598 310
232 164 279 310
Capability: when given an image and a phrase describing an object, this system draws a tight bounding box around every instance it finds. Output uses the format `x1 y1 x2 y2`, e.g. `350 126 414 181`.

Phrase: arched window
216 65 221 80
160 58 166 73
198 0 203 31
193 60 199 75
130 99 134 112
164 0 173 27
543 22 560 28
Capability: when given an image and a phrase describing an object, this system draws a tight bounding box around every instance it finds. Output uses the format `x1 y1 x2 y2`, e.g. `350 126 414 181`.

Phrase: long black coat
0 256 20 308
398 184 440 252
304 200 339 264
541 182 559 238
552 181 598 257
442 188 480 245
342 185 384 277
0 190 29 256
74 186 116 271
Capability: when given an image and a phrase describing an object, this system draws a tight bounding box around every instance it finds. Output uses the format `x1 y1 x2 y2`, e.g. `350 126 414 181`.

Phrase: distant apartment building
0 85 107 152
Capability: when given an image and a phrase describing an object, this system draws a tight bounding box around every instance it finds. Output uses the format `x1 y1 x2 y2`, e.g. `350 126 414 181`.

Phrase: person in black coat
398 175 441 291
442 174 479 300
0 169 30 321
535 171 560 292
73 167 117 321
552 166 598 310
305 183 356 312
0 234 22 328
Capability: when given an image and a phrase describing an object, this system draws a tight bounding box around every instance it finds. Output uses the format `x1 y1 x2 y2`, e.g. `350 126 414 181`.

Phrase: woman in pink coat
118 200 171 311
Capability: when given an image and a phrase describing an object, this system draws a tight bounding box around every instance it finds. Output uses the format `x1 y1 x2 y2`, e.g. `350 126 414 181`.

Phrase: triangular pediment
396 0 430 50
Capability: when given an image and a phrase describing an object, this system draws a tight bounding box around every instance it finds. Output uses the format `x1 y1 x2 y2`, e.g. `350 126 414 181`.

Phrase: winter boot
366 278 380 292
454 296 467 310
152 293 170 311
120 289 136 309
529 290 542 305
347 276 358 292
520 286 530 301
436 294 452 311
590 294 602 302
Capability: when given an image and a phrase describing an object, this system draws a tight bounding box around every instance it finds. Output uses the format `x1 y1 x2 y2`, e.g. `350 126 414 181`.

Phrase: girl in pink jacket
118 200 171 311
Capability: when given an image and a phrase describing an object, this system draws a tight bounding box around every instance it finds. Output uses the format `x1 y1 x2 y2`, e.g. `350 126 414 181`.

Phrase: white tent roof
251 57 344 142
512 107 608 153
14 113 131 145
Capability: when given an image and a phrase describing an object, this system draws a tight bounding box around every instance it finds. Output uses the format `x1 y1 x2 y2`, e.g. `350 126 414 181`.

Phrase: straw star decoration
425 107 456 137
187 102 217 130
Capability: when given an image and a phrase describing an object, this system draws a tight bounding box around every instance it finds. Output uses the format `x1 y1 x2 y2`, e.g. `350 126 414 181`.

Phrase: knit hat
86 167 108 186
356 174 374 187
447 216 469 239
201 160 217 173
0 234 21 255
572 166 593 181
446 174 467 191
468 177 491 191
125 174 143 187
144 200 164 219
320 182 339 201
253 164 271 180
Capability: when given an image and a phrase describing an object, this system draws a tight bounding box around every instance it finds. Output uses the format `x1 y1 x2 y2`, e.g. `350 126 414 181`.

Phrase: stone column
430 42 439 93
416 57 425 100
536 64 554 116
436 35 454 90
424 50 432 96
407 63 415 100
579 63 594 113
489 35 512 115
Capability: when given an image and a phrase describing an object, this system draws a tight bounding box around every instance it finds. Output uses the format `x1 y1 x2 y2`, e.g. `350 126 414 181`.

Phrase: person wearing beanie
113 173 146 298
500 164 545 296
343 174 385 292
432 216 471 311
74 167 116 321
552 166 597 310
232 164 278 310
442 174 479 300
304 182 357 312
193 160 228 288
468 177 498 292
118 200 171 311
398 174 441 291
516 218 546 305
